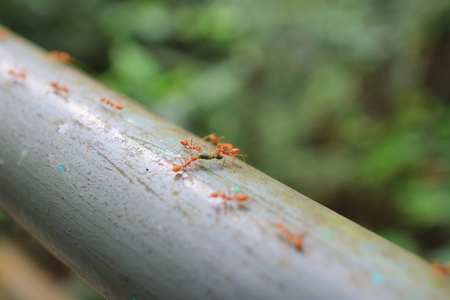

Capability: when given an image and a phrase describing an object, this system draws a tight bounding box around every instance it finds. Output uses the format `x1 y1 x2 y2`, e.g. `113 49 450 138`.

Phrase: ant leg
236 154 252 172
152 164 171 175
200 141 213 152
198 134 219 150
189 137 194 155
190 159 203 170
172 147 186 158
190 139 203 154
197 134 211 145
152 157 181 175
168 143 191 158
231 156 236 172
166 142 182 152
222 155 227 169
153 155 188 175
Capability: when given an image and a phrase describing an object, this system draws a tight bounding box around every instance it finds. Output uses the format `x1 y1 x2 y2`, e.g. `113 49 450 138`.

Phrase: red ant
210 188 249 212
276 223 305 251
215 147 251 172
210 191 248 202
0 30 6 40
101 97 124 110
431 262 450 276
101 97 114 106
201 133 224 145
49 51 71 62
9 69 26 80
201 133 234 150
153 155 198 175
167 137 202 155
199 133 251 171
172 155 198 172
51 81 68 94
216 142 234 151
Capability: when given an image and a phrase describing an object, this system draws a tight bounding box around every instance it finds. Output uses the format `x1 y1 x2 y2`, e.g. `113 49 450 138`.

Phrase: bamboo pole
0 26 449 300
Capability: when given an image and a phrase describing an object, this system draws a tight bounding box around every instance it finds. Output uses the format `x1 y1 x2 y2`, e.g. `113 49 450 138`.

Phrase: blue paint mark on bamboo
371 272 385 285
323 232 333 239
223 177 228 181
59 165 66 173
232 186 241 191
124 117 142 126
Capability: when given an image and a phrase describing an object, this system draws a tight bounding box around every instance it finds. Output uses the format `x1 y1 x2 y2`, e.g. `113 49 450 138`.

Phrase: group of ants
2 32 123 111
2 30 306 252
4 29 450 270
8 51 125 111
11 43 448 260
155 133 251 205
161 133 250 173
155 133 305 251
14 44 450 263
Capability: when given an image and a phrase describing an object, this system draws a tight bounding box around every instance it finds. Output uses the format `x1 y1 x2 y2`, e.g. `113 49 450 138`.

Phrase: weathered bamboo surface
0 26 449 300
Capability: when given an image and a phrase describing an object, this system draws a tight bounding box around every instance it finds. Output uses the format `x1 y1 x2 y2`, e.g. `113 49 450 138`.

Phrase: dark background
1 0 449 298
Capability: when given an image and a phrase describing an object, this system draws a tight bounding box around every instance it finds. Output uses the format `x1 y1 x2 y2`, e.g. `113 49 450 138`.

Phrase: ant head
191 156 198 161
181 140 189 146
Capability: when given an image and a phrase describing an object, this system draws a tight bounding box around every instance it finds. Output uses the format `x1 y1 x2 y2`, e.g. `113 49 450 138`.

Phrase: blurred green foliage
1 0 449 272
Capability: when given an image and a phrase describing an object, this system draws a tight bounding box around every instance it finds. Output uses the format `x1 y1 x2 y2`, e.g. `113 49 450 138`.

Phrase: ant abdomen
198 153 223 160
